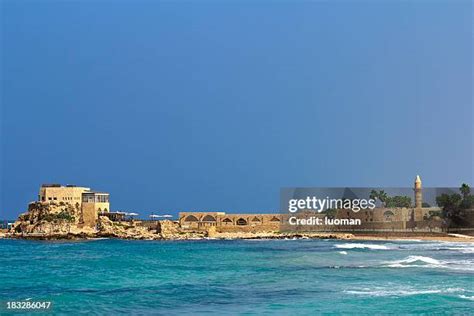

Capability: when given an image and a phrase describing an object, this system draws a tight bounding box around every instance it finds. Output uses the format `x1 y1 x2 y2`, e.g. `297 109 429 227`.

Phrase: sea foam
335 243 390 250
344 287 466 297
447 247 474 254
458 295 474 301
383 255 474 272
389 255 441 265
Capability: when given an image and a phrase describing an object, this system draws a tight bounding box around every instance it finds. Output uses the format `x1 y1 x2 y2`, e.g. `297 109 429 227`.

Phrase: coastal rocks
207 231 354 240
156 220 207 240
96 216 159 240
8 202 84 239
8 202 157 240
206 226 217 238
157 220 180 237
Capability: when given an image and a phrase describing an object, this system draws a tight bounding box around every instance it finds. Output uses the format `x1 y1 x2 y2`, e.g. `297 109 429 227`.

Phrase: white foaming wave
383 256 474 271
387 239 423 243
405 242 474 253
447 247 474 254
459 295 474 301
344 287 466 297
335 243 390 250
338 251 348 255
388 255 441 265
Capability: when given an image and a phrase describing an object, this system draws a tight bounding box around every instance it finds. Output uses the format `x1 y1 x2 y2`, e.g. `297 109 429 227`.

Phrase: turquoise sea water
1 238 473 315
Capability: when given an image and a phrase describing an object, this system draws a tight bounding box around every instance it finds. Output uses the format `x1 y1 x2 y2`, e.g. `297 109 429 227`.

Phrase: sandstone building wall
39 184 90 205
37 184 110 228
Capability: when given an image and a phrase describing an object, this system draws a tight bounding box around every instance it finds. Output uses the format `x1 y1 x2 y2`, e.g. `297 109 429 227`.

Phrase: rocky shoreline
2 228 354 241
2 202 357 241
3 229 474 243
3 201 473 242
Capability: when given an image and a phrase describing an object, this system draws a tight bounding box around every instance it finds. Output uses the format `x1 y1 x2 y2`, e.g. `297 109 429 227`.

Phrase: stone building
39 184 90 205
37 184 110 227
82 191 110 213
179 212 283 233
81 191 110 226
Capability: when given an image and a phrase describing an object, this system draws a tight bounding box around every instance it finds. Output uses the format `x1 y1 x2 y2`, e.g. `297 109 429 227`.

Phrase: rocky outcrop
8 202 161 239
9 201 89 238
97 216 158 240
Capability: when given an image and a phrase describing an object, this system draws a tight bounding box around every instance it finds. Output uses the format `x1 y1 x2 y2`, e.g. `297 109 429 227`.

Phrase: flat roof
42 184 90 189
82 191 109 195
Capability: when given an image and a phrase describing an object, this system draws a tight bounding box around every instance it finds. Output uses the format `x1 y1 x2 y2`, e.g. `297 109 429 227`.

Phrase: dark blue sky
1 0 472 218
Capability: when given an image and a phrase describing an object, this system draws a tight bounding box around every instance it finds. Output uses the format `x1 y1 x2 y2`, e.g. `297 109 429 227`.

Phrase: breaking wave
446 247 474 254
388 255 441 265
344 287 467 297
382 255 474 271
335 243 390 250
458 295 474 301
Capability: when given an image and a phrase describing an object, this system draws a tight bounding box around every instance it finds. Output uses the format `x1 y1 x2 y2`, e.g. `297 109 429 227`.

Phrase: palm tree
369 190 378 200
378 190 389 206
369 190 389 207
460 183 470 199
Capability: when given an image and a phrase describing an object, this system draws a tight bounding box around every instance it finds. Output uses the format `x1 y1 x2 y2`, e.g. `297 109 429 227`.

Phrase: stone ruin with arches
179 212 283 233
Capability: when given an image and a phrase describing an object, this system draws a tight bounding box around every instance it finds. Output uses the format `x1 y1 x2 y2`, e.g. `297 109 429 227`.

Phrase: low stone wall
135 220 160 229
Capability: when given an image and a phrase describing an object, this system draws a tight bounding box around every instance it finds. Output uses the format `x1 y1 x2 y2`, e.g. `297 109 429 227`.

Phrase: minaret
415 175 422 209
414 175 423 221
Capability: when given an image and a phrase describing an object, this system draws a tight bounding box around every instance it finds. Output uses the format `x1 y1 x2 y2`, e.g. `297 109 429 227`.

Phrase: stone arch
184 215 199 222
383 210 395 222
103 208 108 212
236 218 248 225
222 218 232 223
201 215 217 222
98 208 102 212
251 216 261 222
270 216 280 222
